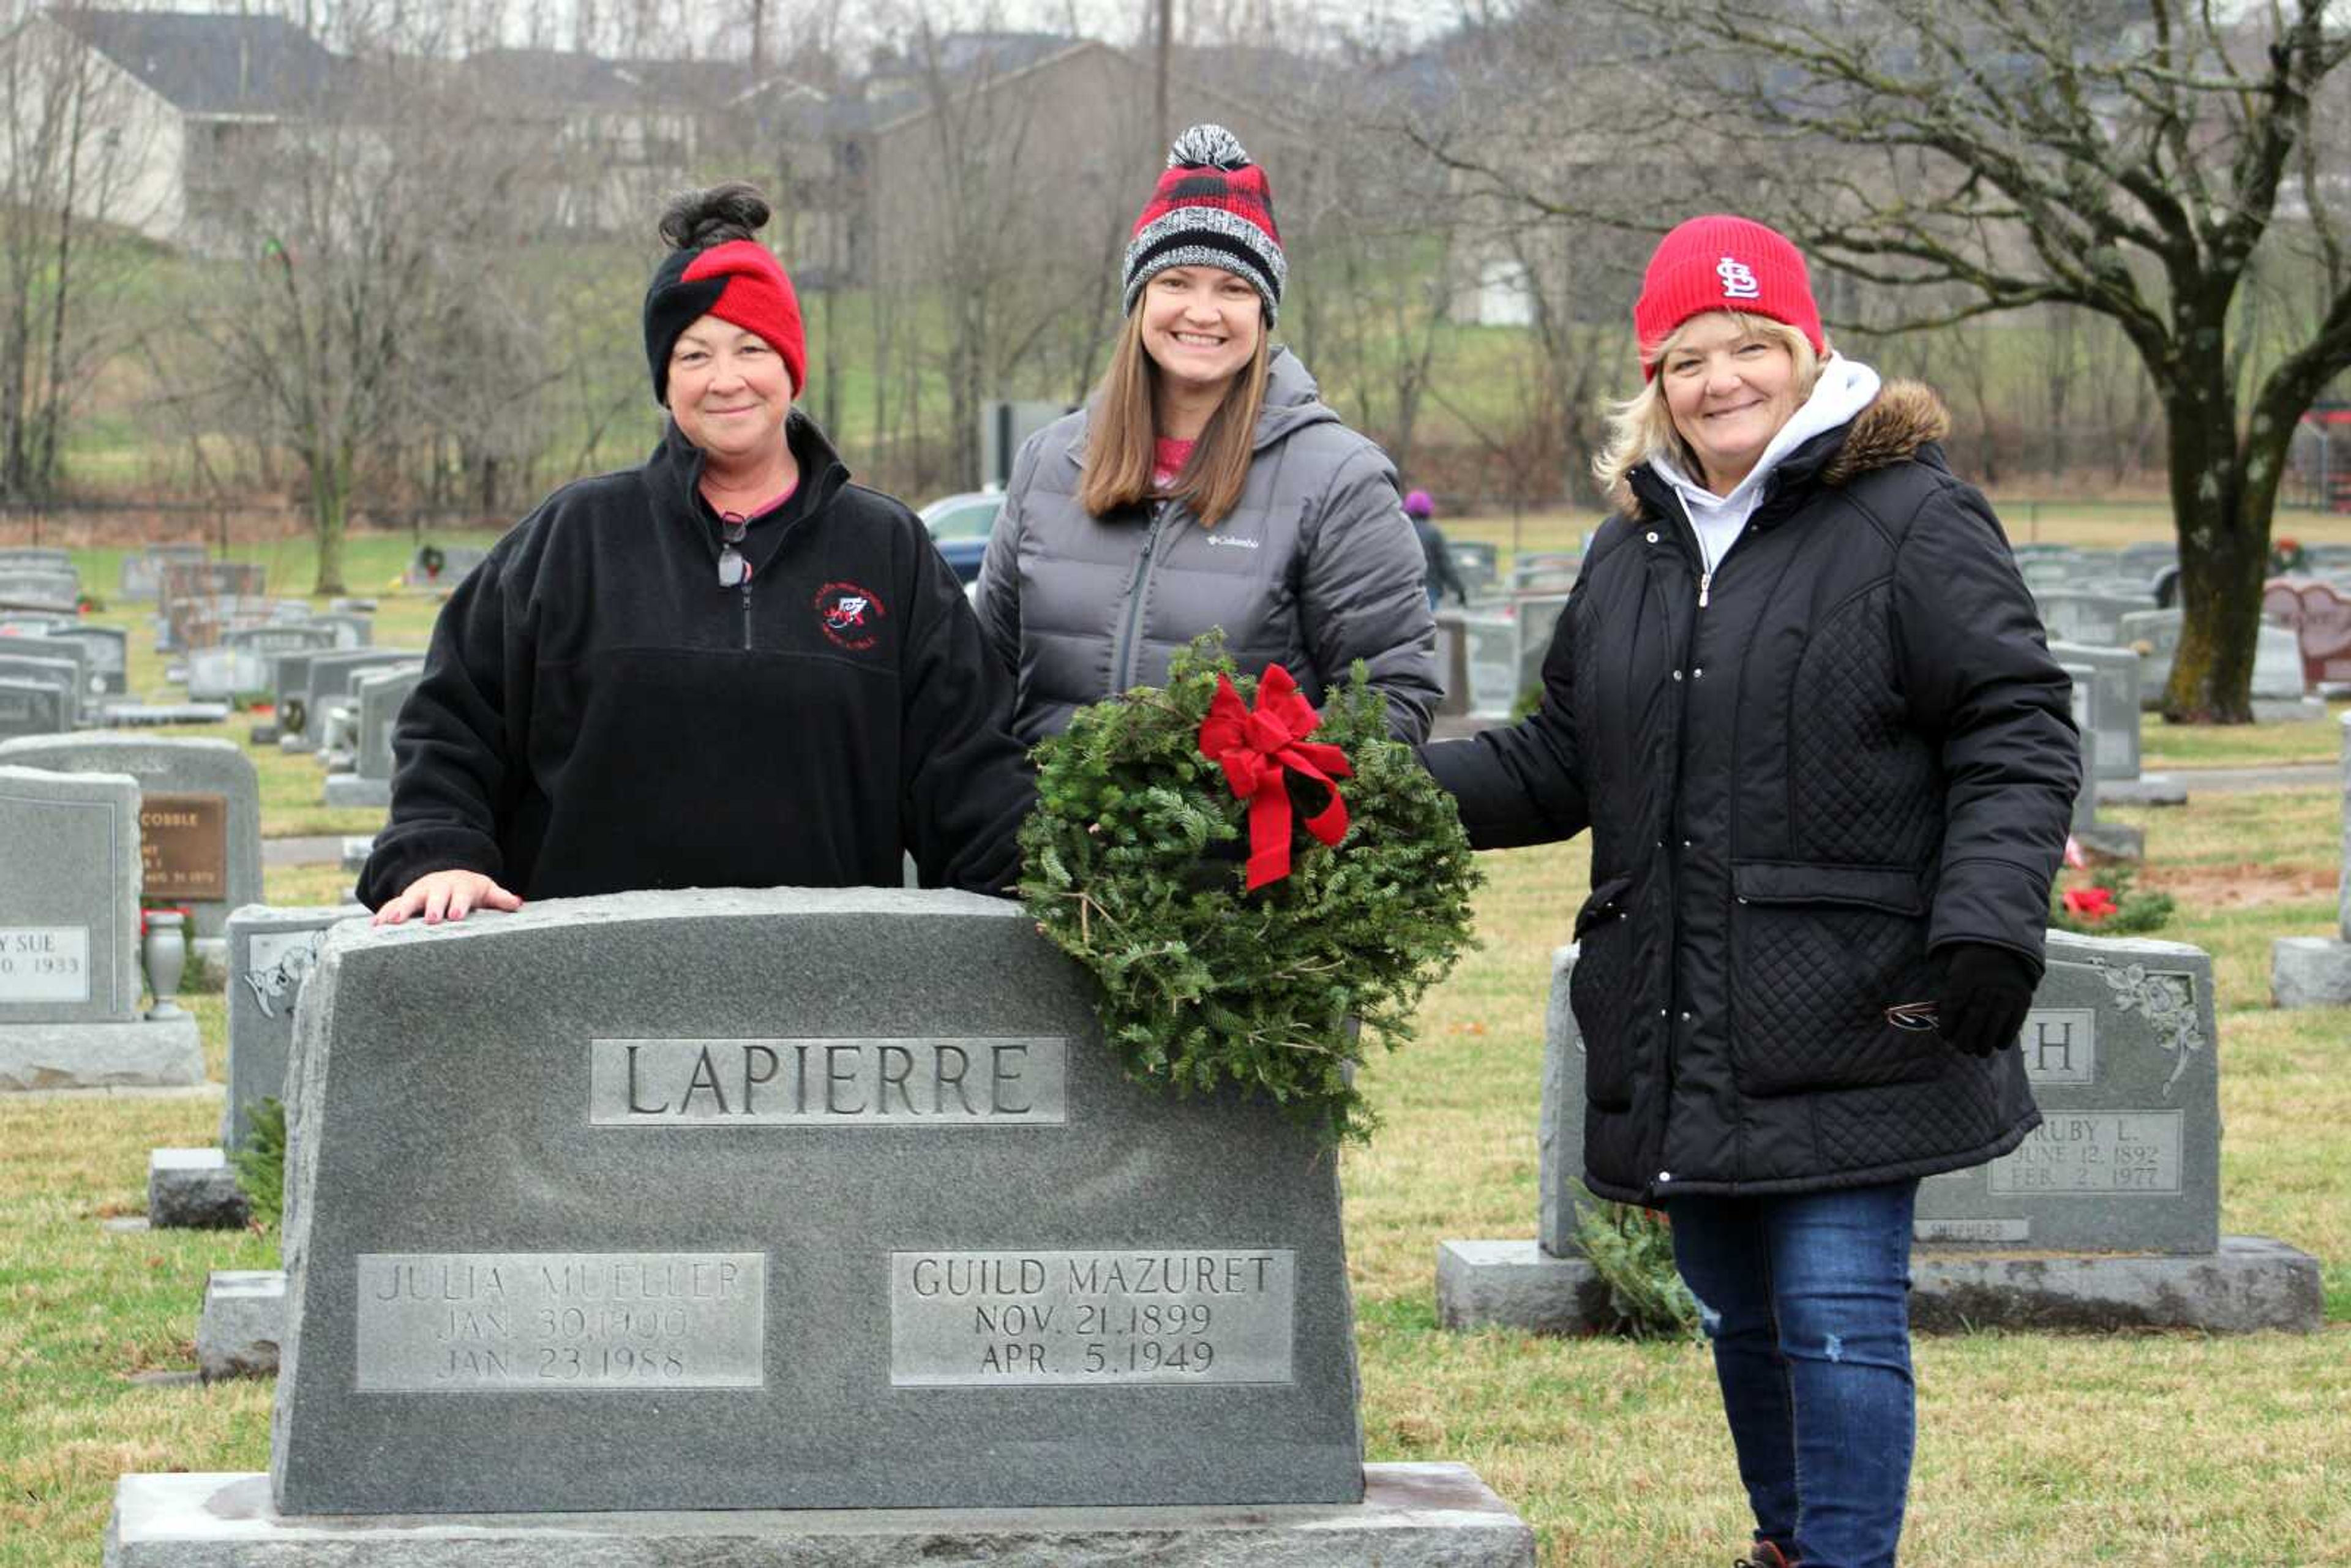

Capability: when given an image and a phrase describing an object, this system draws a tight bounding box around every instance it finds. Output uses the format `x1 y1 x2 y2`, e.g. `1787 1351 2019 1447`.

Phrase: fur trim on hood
1623 378 1952 517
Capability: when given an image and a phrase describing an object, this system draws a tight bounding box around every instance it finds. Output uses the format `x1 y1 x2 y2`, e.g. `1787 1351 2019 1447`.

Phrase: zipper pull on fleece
1698 569 1712 609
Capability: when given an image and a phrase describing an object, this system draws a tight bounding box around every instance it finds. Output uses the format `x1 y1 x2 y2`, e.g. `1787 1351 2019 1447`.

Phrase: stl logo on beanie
815 581 885 651
1715 256 1760 299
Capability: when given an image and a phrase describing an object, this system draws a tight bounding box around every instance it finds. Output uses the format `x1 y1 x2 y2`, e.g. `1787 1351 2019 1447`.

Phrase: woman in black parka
1420 217 2079 1568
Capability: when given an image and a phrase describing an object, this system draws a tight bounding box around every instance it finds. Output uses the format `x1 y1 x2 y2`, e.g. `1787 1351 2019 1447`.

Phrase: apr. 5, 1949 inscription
354 1252 766 1392
589 1037 1067 1125
890 1249 1296 1387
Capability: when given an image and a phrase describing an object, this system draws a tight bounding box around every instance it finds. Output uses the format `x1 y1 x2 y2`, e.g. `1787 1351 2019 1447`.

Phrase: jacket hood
1253 345 1340 451
1626 378 1952 520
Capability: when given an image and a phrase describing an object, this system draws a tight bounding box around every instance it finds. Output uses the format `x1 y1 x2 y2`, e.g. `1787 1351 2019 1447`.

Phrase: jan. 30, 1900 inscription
890 1249 1296 1387
589 1037 1067 1125
354 1252 766 1392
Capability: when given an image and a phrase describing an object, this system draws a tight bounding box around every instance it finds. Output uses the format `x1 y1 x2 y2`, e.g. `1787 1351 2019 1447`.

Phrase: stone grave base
197 1270 283 1382
148 1148 250 1229
2252 696 2328 723
277 735 309 755
2095 773 2188 807
248 722 279 746
101 702 230 726
0 1017 204 1092
321 775 390 809
106 1465 1537 1568
2074 821 2145 860
2271 936 2351 1008
1435 1236 2322 1336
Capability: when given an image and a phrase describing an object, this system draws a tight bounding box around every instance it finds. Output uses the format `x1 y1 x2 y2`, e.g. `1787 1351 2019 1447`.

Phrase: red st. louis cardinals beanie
644 238 807 404
1633 215 1823 380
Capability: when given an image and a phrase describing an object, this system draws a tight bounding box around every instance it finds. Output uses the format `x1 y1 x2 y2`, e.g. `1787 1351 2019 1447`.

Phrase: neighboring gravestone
0 653 80 727
0 734 260 967
0 677 67 741
2058 659 2142 860
2035 590 2145 646
193 625 338 701
2271 712 2351 1008
2047 639 2166 796
2263 578 2351 689
1458 613 1521 719
403 544 489 588
1436 933 2320 1335
292 650 421 756
198 1269 287 1383
2120 607 2181 709
2253 623 2327 720
23 623 127 696
323 663 423 808
149 1147 250 1229
0 766 203 1090
223 904 363 1151
1511 595 1567 702
313 610 373 650
1448 541 1499 598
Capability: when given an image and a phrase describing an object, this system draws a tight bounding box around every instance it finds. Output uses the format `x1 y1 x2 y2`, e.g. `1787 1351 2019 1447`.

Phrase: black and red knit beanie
1122 124 1286 323
643 238 807 404
1633 214 1823 381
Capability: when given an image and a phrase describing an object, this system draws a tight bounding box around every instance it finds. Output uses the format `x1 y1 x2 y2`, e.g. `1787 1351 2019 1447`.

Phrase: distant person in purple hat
1403 489 1471 610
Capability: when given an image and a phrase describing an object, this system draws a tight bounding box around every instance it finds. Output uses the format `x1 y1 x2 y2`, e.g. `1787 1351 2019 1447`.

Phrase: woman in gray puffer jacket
975 125 1439 745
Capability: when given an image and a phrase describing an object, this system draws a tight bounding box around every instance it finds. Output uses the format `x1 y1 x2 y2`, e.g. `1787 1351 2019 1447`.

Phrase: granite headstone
0 734 261 965
224 904 364 1151
270 888 1365 1515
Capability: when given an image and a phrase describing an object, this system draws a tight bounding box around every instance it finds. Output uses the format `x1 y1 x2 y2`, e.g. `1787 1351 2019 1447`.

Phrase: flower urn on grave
141 908 188 1020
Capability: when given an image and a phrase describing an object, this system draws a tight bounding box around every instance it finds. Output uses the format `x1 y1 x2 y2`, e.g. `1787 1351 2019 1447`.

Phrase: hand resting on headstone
372 869 522 927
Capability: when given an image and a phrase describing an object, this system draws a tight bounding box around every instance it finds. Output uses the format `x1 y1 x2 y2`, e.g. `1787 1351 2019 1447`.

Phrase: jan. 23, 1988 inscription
354 1252 766 1392
589 1037 1067 1125
890 1249 1297 1387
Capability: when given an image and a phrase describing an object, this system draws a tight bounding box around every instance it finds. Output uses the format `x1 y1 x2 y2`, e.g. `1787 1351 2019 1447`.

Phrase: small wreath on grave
417 543 446 581
1018 634 1479 1146
2050 862 2174 936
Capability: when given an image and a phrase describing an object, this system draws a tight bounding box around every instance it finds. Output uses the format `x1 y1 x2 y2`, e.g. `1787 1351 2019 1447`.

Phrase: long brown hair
1078 310 1272 528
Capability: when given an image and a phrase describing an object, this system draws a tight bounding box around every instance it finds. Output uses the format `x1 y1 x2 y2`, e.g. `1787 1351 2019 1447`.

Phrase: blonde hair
1078 308 1272 528
1592 312 1825 508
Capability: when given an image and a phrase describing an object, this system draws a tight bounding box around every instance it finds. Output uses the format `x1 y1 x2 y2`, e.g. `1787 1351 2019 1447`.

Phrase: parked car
919 490 1003 587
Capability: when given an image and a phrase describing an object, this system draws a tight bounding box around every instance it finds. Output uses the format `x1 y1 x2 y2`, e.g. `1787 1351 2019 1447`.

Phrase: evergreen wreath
1018 636 1480 1144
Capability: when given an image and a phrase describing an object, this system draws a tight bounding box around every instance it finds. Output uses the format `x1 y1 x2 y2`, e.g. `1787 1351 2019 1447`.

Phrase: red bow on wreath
1196 664 1353 891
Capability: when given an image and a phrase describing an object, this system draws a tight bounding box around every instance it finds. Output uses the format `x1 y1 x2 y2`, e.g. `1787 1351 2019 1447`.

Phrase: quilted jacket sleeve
1299 445 1442 743
1892 477 2080 973
1414 584 1591 849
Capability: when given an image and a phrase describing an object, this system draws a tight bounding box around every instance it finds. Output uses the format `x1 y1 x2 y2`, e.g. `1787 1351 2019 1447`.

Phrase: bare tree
0 1 156 503
1460 0 2351 722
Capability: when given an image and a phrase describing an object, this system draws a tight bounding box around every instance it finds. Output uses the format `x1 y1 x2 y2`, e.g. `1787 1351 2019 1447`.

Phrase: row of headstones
0 547 80 612
262 648 424 807
102 886 1534 1559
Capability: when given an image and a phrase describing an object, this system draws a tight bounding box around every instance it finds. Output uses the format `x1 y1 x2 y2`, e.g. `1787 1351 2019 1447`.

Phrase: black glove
1934 943 2037 1058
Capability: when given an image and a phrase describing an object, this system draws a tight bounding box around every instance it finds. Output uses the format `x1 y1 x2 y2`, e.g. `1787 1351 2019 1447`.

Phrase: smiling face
666 315 793 464
1659 312 1803 494
1138 265 1264 399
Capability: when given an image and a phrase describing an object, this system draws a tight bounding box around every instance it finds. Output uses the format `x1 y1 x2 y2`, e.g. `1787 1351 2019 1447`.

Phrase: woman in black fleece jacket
360 185 1033 922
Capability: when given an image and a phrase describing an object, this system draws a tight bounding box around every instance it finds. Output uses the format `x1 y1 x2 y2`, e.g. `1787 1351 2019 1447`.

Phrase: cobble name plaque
890 1248 1296 1387
590 1037 1067 1125
139 792 228 901
1986 1111 2184 1196
354 1251 766 1392
0 926 88 1003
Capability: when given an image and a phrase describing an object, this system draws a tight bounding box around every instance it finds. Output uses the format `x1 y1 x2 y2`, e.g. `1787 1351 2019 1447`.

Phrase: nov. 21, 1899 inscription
354 1251 766 1392
890 1249 1296 1386
590 1037 1067 1124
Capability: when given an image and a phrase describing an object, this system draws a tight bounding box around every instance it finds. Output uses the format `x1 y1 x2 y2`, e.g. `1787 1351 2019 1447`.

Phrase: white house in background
3 8 343 250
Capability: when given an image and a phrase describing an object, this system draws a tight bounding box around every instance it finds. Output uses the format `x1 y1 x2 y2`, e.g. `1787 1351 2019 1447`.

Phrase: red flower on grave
2062 886 2118 921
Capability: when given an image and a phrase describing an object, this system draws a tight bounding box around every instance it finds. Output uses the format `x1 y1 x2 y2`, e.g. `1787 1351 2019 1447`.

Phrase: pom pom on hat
1122 123 1287 323
1402 489 1434 518
1633 215 1823 381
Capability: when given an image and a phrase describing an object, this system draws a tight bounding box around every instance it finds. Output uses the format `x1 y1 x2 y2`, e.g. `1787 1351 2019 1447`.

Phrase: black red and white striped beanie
1122 124 1286 323
643 238 808 404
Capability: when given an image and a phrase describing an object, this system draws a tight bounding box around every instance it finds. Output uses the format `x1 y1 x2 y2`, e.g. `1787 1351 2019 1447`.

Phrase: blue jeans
1665 1180 1919 1568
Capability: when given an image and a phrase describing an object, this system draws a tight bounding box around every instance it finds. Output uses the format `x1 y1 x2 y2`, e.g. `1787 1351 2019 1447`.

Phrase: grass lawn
1 600 2346 1564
